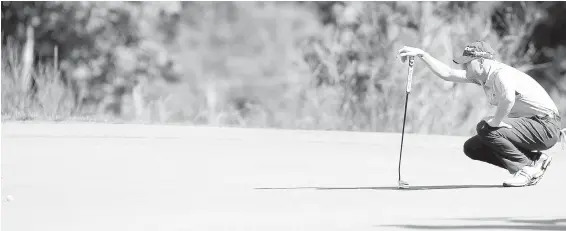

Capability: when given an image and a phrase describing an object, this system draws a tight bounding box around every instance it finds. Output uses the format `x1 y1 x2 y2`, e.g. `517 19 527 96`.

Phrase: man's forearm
491 99 514 126
398 46 469 83
419 52 457 80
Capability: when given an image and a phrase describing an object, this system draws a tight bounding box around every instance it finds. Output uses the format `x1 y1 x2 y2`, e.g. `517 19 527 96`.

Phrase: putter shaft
398 57 415 182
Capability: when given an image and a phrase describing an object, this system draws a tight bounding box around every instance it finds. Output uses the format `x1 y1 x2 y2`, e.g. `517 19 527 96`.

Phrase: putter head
398 180 410 189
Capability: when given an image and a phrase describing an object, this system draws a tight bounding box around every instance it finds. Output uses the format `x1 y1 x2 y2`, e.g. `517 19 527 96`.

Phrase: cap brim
453 55 475 64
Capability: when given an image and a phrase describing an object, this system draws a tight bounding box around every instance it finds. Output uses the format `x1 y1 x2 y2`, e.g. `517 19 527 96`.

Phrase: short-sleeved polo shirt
472 63 559 118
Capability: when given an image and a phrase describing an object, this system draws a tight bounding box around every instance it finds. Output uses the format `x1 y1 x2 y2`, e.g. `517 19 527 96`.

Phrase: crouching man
398 41 565 187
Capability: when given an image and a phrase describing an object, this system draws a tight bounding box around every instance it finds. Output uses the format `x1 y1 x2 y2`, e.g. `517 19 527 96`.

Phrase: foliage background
2 1 565 136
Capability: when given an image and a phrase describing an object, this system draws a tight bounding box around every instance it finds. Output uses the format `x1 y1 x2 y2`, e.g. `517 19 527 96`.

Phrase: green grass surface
2 123 565 231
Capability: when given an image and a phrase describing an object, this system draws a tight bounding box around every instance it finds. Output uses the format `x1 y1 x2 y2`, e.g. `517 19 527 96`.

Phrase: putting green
2 122 565 231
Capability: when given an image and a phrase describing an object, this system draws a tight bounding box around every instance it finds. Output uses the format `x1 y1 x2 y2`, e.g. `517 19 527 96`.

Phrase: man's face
464 59 483 75
463 59 485 85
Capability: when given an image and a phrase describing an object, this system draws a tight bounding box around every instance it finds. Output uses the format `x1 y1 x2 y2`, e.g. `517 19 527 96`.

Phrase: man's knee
463 137 480 160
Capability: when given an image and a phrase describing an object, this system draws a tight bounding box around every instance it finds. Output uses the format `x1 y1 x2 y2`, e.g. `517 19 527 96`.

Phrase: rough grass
1 37 77 121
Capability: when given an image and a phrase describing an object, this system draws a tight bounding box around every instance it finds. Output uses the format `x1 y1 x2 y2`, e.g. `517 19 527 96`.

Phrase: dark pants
463 113 562 174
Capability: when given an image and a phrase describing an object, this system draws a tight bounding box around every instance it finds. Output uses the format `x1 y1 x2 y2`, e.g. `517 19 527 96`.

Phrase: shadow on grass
378 217 566 230
255 184 503 191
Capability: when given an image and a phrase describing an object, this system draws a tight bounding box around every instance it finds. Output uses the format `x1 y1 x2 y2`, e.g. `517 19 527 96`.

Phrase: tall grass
1 37 76 121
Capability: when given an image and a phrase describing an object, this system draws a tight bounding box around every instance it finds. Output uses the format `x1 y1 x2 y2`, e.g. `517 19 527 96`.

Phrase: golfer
398 41 565 187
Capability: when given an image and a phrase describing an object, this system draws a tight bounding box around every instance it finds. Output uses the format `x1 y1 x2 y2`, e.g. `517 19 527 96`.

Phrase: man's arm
490 98 514 127
398 46 473 84
487 73 516 127
420 53 472 84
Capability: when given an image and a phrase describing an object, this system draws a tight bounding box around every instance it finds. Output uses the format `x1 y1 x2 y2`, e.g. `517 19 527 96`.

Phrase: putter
398 56 415 189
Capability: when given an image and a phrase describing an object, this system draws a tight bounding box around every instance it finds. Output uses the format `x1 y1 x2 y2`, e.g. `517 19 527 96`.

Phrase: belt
553 111 565 150
538 111 561 120
560 128 566 150
546 111 560 119
538 112 564 150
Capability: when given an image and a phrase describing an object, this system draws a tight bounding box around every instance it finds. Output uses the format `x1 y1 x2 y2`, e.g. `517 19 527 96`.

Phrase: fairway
2 122 565 231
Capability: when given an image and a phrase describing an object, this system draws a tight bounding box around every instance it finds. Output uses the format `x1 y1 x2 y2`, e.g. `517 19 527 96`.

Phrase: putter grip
406 57 415 93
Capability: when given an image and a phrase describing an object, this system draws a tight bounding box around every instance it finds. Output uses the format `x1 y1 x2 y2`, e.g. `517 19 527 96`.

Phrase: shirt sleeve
465 72 482 86
493 70 516 103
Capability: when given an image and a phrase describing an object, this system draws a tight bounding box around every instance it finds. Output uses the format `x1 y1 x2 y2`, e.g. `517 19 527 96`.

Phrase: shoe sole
529 156 553 186
503 182 529 187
